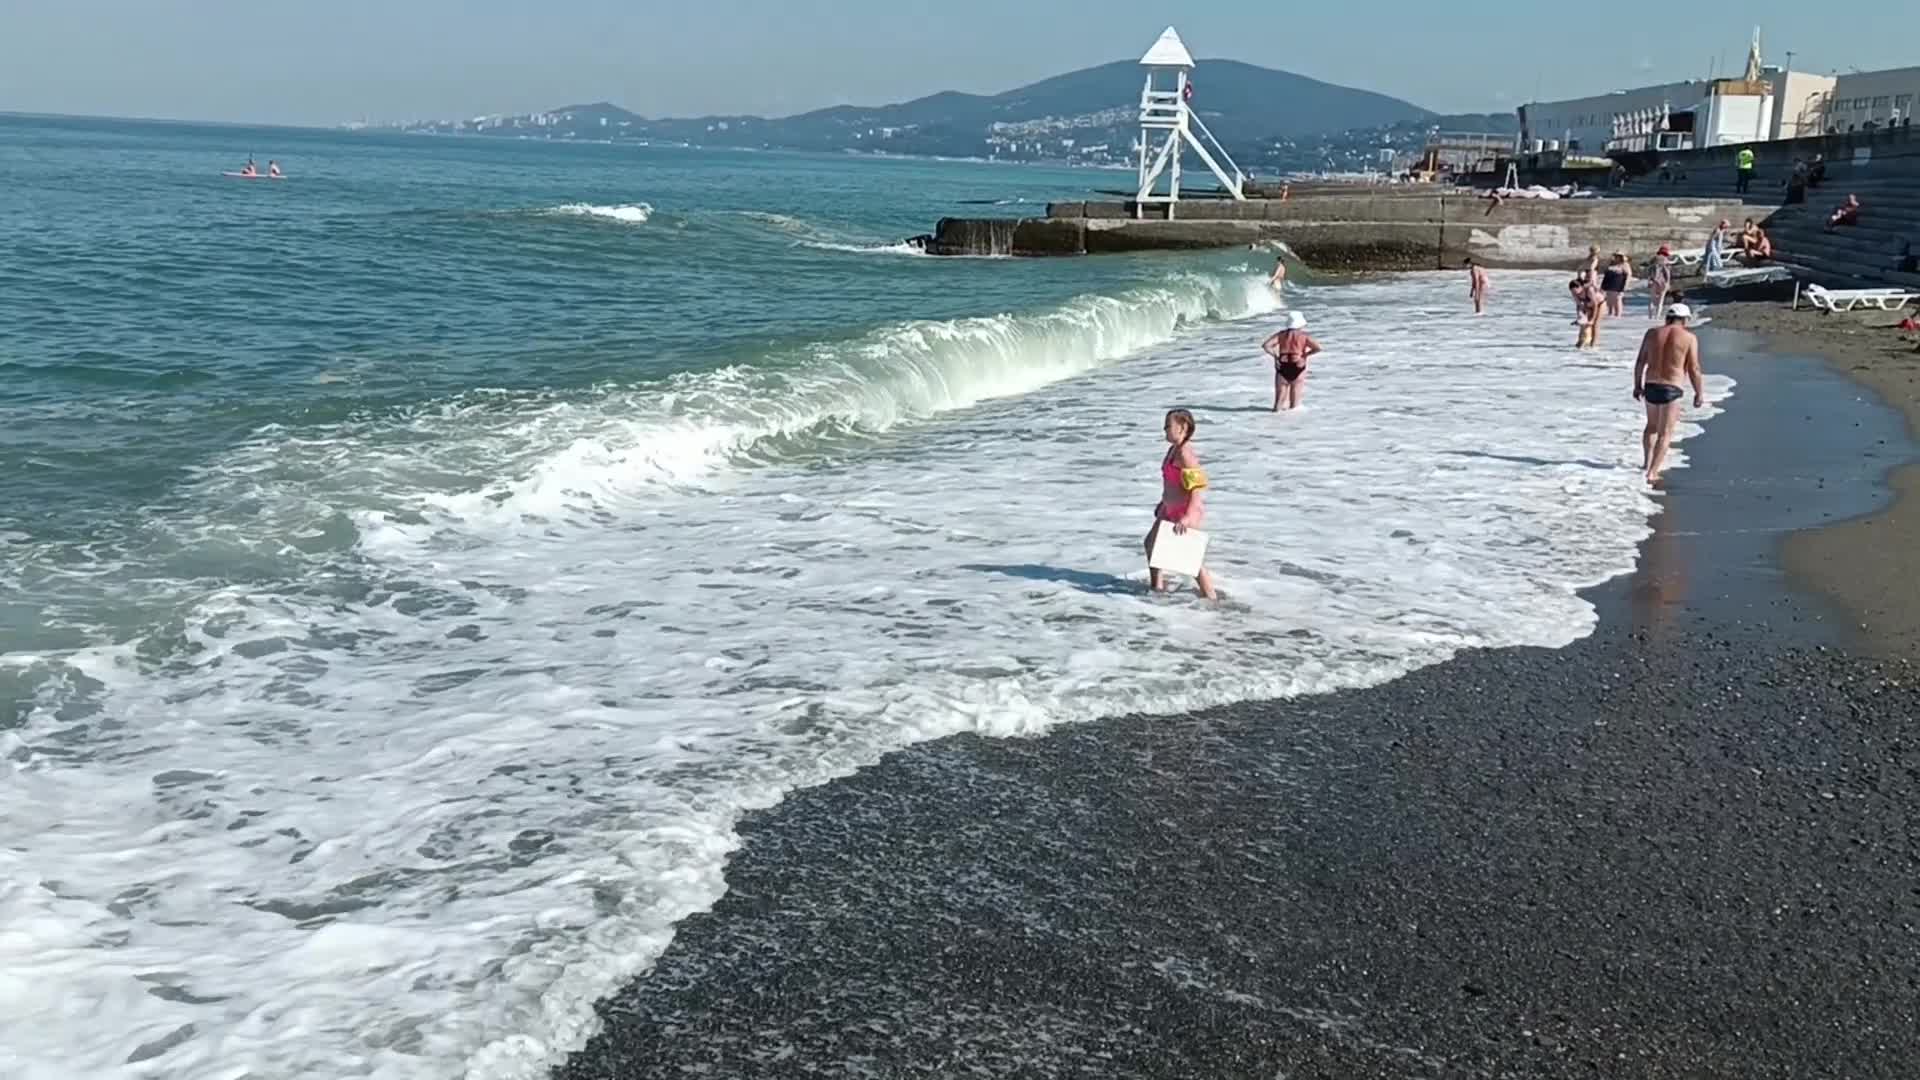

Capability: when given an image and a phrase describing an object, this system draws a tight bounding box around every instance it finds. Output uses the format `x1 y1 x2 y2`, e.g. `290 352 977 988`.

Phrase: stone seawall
926 192 1746 271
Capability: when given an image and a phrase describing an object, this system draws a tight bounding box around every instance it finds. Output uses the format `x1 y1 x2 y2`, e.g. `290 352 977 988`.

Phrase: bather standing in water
1144 408 1217 599
1633 302 1706 485
1465 258 1489 314
1261 310 1322 411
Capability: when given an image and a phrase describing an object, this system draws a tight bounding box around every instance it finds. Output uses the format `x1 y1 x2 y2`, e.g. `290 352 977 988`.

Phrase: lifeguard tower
1134 26 1246 218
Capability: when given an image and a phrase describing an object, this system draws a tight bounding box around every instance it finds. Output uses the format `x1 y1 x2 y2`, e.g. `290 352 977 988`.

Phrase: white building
1523 49 1920 155
1824 66 1920 130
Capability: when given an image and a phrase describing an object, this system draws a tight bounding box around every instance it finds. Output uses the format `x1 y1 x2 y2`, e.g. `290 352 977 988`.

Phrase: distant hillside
402 63 1518 173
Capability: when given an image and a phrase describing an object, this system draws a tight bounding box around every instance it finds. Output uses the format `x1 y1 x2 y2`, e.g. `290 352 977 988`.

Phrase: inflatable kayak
222 172 286 180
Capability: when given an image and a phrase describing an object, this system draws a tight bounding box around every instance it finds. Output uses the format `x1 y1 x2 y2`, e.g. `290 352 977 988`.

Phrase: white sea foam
545 202 652 224
733 209 925 254
802 239 929 256
0 271 1730 1080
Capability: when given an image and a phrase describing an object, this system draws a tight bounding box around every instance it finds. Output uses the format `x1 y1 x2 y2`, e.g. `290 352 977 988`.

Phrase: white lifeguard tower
1134 26 1246 218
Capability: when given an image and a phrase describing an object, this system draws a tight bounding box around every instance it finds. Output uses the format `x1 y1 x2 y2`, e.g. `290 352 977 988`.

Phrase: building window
1854 97 1871 110
1897 94 1913 110
1872 95 1891 108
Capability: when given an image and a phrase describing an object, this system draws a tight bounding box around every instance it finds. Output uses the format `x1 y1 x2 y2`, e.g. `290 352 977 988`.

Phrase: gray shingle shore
556 336 1920 1079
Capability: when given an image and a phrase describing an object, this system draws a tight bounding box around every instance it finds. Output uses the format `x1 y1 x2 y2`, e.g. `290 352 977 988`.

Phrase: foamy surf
0 271 1730 1080
545 201 653 224
732 209 927 254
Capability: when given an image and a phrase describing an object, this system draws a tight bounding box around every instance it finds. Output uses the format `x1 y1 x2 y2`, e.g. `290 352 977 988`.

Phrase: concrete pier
924 191 1746 270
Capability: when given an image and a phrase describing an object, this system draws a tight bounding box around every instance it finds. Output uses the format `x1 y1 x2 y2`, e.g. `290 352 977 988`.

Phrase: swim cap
1286 311 1307 330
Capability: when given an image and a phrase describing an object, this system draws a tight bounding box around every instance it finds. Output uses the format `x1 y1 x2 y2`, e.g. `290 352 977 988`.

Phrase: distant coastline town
348 41 1918 186
343 57 1519 178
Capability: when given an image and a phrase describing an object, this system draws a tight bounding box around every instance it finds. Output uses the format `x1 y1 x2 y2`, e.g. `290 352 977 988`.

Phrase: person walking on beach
1145 409 1217 599
1633 302 1706 486
1261 310 1322 411
1648 245 1674 318
1465 258 1489 314
1600 252 1633 317
1735 145 1756 194
1583 245 1601 278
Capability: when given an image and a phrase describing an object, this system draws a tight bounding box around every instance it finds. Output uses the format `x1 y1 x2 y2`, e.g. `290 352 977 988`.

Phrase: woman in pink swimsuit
1144 408 1217 599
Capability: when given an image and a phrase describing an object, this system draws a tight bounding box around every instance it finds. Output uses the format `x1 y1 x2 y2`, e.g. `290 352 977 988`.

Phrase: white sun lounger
1706 265 1793 287
1803 283 1920 313
1670 248 1746 270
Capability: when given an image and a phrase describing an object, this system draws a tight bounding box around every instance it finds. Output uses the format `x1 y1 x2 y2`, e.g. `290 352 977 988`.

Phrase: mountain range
394 58 1514 172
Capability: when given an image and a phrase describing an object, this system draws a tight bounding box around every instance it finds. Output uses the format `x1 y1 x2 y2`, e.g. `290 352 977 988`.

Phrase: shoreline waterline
551 327 1920 1080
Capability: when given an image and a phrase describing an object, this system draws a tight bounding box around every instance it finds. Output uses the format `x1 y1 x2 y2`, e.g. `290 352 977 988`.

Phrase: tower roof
1139 26 1195 68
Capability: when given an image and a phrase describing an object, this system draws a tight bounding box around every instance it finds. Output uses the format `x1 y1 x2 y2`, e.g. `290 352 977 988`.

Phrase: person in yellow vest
1735 146 1756 194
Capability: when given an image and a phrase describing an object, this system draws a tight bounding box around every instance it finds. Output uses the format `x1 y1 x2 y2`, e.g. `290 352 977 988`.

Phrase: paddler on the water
239 157 258 177
267 160 282 178
1145 408 1217 600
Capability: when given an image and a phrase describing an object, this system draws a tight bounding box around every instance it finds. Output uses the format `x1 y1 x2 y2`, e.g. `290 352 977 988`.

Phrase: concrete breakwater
922 191 1746 271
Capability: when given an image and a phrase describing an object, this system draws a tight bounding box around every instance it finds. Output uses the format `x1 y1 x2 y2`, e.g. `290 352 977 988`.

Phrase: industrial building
1518 36 1919 156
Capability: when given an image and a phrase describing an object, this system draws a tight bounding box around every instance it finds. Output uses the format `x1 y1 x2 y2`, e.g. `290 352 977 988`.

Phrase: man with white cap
1260 310 1323 412
1632 301 1706 486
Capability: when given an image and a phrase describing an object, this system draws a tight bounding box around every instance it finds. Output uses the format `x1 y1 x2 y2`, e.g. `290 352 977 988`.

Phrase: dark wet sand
556 344 1920 1079
1700 298 1920 656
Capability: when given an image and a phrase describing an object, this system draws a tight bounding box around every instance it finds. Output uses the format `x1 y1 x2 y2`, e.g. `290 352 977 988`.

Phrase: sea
0 114 1730 1079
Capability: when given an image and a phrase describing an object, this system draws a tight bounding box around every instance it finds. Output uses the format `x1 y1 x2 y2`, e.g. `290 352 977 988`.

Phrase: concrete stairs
1637 125 1920 290
1761 182 1920 291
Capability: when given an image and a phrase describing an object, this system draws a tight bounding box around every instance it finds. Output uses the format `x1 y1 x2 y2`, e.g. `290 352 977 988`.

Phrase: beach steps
1762 174 1920 291
1627 125 1920 292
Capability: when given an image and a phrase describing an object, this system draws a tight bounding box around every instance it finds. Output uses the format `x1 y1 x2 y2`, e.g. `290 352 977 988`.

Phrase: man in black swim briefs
1632 302 1706 486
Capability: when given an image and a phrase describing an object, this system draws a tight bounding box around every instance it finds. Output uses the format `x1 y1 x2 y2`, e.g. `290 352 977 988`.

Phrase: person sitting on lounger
1827 194 1861 232
1751 226 1773 261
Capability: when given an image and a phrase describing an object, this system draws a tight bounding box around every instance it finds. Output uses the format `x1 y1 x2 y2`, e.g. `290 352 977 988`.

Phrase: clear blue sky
2 1 1914 126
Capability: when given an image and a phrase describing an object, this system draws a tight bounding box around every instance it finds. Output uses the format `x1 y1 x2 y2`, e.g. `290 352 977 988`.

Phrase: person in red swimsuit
1261 310 1323 411
1144 408 1217 599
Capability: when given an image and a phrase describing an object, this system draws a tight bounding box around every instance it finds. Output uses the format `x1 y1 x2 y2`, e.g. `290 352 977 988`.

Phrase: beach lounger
1671 248 1746 270
1706 266 1793 288
1803 284 1920 313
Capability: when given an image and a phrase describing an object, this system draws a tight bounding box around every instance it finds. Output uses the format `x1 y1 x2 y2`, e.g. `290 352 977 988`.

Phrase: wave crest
545 202 652 225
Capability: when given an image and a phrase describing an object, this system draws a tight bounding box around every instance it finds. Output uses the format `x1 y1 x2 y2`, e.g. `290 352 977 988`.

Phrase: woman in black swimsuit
1600 252 1633 317
1260 310 1323 411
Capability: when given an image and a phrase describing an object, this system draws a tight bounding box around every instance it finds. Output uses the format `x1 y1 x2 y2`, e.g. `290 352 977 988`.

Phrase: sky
2 0 1916 127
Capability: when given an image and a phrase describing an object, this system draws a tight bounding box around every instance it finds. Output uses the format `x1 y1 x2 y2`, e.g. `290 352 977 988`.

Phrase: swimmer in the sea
1268 255 1287 292
1465 257 1489 314
1261 310 1322 411
1144 408 1217 599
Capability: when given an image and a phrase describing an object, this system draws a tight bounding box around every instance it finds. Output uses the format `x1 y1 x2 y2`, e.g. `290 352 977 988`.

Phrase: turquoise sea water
0 115 1729 1079
1 116 1151 540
